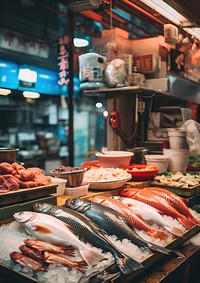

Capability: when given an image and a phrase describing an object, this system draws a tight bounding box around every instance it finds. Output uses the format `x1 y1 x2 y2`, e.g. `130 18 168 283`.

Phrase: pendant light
105 0 117 53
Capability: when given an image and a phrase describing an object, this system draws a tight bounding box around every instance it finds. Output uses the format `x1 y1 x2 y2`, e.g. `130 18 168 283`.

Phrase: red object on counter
187 102 198 121
122 164 158 181
163 140 169 149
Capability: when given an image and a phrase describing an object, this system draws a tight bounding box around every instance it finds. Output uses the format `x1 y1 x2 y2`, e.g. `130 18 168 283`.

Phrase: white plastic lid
145 154 169 161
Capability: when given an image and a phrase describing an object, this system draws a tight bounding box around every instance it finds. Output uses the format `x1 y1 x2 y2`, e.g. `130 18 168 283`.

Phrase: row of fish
11 186 199 279
10 239 88 273
118 187 199 229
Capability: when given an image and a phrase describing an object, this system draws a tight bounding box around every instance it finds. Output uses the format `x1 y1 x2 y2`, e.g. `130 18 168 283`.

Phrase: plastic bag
105 58 128 87
182 119 200 155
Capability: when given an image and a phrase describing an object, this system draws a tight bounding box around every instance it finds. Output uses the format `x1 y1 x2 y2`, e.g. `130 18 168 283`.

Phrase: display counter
0 179 199 283
54 181 200 283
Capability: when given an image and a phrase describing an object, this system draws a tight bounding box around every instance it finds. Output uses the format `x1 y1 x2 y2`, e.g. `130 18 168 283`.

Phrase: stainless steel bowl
50 166 87 187
0 148 19 163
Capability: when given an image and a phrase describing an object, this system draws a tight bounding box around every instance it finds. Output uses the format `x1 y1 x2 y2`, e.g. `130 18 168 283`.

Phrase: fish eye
71 198 78 204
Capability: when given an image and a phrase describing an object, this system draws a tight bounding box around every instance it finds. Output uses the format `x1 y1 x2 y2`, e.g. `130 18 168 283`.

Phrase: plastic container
163 148 189 173
145 154 169 173
50 177 67 196
95 151 134 168
122 164 158 181
168 129 188 149
64 183 89 197
81 160 100 168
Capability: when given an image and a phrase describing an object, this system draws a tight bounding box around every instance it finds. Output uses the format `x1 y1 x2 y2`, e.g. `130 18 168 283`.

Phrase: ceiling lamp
0 88 11 96
73 38 89 47
140 0 191 26
140 0 200 39
23 91 40 99
183 28 200 40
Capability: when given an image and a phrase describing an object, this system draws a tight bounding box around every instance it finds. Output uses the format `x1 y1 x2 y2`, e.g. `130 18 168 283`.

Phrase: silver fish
65 198 174 255
33 202 143 275
13 211 105 267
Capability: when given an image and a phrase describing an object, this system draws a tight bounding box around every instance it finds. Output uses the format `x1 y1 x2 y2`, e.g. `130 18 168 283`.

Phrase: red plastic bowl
122 164 159 181
81 160 100 169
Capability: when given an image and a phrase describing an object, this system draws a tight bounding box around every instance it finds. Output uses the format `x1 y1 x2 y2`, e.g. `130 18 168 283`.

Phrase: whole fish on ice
10 251 47 271
24 239 75 257
119 188 195 230
19 244 47 263
144 187 199 226
43 251 88 273
88 195 169 240
112 196 185 237
65 198 174 255
33 202 143 275
13 211 105 267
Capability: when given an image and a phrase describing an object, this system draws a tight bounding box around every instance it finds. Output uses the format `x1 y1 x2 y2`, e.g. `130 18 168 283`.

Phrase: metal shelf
82 73 200 104
83 85 169 96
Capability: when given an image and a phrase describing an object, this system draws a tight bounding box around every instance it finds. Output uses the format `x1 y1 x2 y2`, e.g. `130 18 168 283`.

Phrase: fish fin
115 256 143 274
74 260 88 274
148 243 172 255
164 226 185 237
148 229 168 241
178 217 195 230
35 225 52 234
79 247 107 267
173 249 186 259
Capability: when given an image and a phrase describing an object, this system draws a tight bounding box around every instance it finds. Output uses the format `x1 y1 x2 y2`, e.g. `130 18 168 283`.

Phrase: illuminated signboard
57 35 69 86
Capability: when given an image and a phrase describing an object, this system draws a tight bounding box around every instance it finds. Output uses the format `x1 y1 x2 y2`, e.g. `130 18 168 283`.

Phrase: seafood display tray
0 225 199 283
151 181 200 197
0 184 57 207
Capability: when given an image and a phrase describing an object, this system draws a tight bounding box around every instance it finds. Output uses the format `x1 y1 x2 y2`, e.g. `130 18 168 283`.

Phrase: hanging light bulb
105 0 118 52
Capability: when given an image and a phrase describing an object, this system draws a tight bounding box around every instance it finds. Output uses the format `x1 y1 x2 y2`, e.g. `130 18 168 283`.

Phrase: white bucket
145 154 169 173
168 129 188 149
163 148 189 173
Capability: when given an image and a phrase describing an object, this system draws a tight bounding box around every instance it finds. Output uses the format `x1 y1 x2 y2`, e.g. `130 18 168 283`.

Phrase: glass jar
132 67 145 86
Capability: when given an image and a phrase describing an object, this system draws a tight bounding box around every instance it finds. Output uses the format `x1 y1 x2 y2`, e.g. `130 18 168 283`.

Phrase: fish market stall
0 163 200 283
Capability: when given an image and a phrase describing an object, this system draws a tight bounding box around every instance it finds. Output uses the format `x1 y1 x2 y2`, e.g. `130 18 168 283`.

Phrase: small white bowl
95 151 134 168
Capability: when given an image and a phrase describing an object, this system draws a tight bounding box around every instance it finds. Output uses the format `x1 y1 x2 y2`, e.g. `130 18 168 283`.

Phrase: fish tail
79 247 107 267
164 226 185 237
74 260 88 274
148 246 185 258
61 245 76 256
148 229 168 240
178 216 195 230
115 255 143 274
